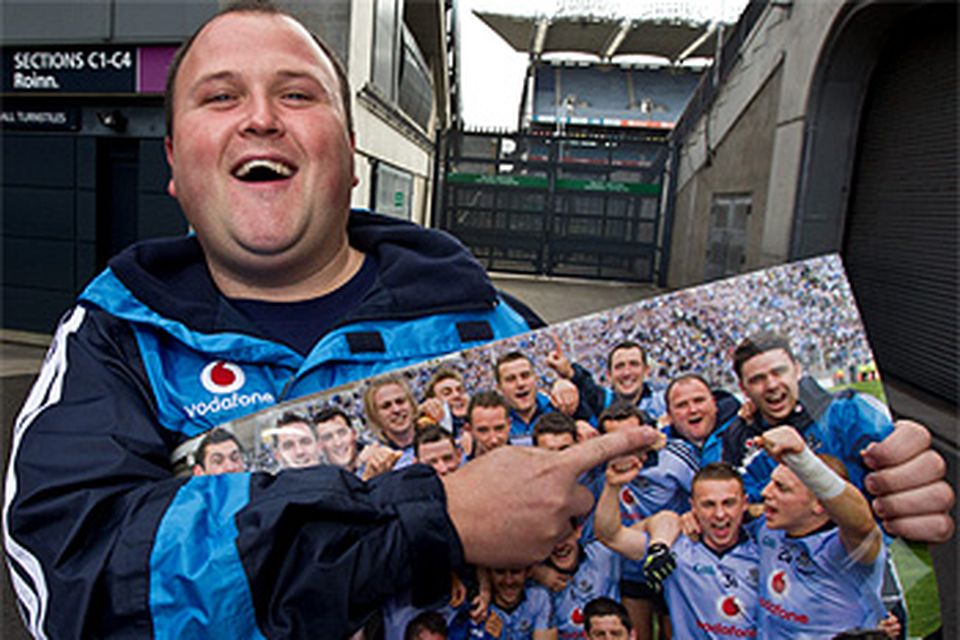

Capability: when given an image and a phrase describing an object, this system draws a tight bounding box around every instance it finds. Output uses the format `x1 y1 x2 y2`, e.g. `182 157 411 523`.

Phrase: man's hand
359 445 403 481
443 426 660 567
605 454 641 487
861 419 955 542
419 397 445 423
679 511 701 540
546 334 575 379
756 426 805 462
530 563 571 592
575 420 599 442
550 379 580 416
642 542 676 593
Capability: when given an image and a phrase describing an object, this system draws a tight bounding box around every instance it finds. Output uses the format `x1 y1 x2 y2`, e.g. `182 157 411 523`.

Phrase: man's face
739 348 802 423
490 567 528 609
468 405 510 455
165 12 356 285
198 440 244 475
275 421 320 468
608 347 648 398
691 478 747 553
536 432 576 452
761 465 818 532
416 438 460 477
587 615 634 640
496 358 537 414
434 377 468 417
667 378 717 445
315 416 356 468
373 384 414 439
548 526 581 572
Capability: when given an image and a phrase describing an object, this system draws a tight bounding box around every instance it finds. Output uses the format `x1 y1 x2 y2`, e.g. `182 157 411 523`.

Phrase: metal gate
437 129 668 282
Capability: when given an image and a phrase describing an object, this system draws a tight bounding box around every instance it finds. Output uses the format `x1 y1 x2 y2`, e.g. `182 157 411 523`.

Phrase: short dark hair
597 400 652 434
404 610 447 640
607 340 646 372
311 406 351 427
692 462 744 494
732 332 796 379
195 428 242 468
466 390 508 422
664 373 712 411
414 424 456 458
425 367 463 399
583 597 632 633
532 411 577 446
164 0 354 137
494 351 533 383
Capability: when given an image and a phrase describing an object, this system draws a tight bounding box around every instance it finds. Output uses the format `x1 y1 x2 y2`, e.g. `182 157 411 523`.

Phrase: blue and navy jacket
3 211 541 639
715 377 894 501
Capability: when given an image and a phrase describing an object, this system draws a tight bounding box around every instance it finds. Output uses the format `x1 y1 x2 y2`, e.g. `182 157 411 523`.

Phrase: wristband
782 447 846 500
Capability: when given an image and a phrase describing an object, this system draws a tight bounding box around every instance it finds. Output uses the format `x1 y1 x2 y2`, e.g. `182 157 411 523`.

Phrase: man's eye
205 93 234 104
284 91 311 101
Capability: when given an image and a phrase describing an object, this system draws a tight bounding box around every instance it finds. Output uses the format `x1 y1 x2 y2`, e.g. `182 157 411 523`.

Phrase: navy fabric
231 254 378 354
4 210 540 639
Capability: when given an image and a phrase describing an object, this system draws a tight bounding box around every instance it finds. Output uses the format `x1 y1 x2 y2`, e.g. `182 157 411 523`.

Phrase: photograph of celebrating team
180 255 926 640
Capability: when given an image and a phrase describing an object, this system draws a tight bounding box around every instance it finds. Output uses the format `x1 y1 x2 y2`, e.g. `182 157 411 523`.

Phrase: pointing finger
560 426 659 475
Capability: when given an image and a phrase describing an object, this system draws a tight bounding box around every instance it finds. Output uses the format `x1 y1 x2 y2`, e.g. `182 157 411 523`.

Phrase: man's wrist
782 446 846 500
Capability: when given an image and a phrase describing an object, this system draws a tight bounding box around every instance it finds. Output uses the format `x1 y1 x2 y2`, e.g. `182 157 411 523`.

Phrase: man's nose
241 94 283 136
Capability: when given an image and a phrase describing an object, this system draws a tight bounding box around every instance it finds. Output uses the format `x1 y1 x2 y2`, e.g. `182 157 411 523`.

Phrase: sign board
0 106 80 131
1 45 177 95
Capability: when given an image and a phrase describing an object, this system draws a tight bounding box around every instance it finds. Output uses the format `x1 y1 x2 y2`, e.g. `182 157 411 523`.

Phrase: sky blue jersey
758 522 886 639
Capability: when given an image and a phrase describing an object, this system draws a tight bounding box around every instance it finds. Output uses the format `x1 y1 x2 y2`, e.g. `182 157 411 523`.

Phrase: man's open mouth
233 158 295 182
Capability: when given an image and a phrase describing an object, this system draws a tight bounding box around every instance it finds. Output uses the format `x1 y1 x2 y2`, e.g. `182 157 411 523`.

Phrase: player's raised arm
759 426 881 564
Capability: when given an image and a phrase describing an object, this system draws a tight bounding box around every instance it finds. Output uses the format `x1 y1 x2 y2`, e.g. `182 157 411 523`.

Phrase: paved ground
1 276 956 638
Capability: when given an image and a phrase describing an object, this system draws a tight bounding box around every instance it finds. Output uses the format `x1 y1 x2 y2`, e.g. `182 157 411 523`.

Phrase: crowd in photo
183 257 910 639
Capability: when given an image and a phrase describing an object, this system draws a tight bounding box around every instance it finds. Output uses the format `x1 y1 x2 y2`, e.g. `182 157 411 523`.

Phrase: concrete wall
667 1 845 288
668 63 782 285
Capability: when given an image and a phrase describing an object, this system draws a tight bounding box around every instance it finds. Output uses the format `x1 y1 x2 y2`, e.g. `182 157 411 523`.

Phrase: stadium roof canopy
474 11 724 63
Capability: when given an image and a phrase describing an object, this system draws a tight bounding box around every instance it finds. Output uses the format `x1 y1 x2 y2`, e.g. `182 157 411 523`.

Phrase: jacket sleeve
3 306 461 640
570 363 608 418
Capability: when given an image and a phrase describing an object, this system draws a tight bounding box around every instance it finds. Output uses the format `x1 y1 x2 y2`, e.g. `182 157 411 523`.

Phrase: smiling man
364 377 419 468
718 332 954 536
3 2 951 638
471 567 555 640
548 341 667 422
596 461 759 640
2 4 670 638
495 351 555 445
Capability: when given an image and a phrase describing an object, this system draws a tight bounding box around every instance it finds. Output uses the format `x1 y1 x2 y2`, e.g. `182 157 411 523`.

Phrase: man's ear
164 136 177 198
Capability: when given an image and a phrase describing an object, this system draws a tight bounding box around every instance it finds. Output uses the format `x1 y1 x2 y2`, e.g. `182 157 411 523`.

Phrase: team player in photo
595 457 758 640
756 426 890 638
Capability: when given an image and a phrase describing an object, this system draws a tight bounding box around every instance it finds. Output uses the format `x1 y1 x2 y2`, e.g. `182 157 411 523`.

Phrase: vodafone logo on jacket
201 361 246 394
183 360 275 421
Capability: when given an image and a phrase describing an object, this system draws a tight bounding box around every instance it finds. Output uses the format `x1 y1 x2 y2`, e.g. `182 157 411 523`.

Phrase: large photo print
171 253 940 638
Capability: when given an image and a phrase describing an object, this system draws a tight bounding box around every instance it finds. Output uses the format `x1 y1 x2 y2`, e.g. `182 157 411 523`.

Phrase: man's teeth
234 159 293 180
